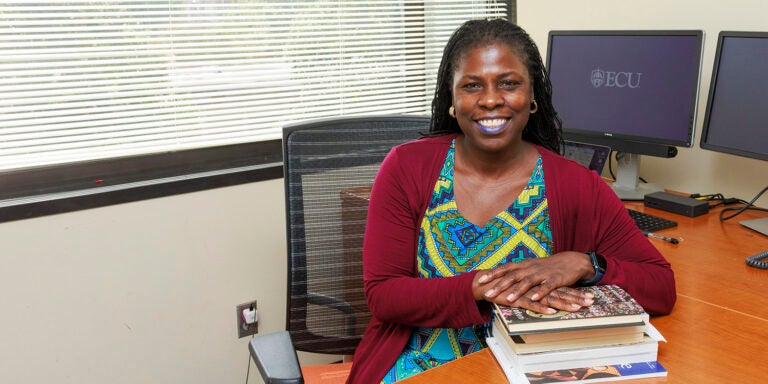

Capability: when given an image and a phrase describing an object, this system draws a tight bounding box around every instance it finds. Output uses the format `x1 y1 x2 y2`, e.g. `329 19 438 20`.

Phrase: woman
346 19 675 383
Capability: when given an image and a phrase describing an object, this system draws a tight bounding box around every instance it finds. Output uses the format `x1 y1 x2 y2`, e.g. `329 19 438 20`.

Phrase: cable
688 192 728 209
688 192 725 201
245 350 252 384
245 334 258 384
746 250 768 269
719 185 768 221
608 150 616 180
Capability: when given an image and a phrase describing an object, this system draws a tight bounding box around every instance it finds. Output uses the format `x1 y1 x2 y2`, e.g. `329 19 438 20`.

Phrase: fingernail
584 298 594 305
570 303 581 310
478 275 489 283
530 293 539 301
485 289 496 297
545 308 557 314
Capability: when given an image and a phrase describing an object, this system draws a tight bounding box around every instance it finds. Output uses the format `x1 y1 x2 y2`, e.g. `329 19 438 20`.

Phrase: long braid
429 27 463 135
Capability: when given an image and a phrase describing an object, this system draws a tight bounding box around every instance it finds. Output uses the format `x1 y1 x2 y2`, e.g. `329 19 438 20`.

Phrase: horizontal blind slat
0 0 508 171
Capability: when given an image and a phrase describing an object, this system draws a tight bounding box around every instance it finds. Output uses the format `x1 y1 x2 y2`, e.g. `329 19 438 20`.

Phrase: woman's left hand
508 285 594 314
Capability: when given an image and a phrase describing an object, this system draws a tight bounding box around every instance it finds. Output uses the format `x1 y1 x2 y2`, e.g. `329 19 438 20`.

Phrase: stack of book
485 285 667 384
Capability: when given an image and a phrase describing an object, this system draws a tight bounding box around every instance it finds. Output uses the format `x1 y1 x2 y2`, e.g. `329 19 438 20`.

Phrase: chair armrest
249 331 303 384
307 292 356 336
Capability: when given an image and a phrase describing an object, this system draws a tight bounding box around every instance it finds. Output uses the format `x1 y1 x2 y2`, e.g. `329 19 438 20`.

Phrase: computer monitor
547 30 704 200
700 31 768 237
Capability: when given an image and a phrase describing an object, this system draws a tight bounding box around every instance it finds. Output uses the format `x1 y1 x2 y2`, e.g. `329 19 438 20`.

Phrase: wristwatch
576 251 606 286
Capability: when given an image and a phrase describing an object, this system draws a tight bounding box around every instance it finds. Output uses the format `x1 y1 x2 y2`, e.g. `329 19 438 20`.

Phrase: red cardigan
346 134 676 383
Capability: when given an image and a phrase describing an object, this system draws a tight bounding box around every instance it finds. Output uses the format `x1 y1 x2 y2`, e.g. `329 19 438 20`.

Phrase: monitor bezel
546 29 705 154
699 31 768 162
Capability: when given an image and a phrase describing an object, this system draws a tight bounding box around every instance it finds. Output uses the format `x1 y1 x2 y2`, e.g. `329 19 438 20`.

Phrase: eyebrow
458 72 524 81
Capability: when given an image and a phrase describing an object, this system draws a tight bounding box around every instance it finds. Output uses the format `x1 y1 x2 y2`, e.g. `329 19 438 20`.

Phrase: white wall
0 180 334 384
519 0 768 207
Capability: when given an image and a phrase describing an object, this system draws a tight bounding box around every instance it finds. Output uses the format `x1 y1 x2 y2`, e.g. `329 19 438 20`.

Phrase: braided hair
429 18 563 153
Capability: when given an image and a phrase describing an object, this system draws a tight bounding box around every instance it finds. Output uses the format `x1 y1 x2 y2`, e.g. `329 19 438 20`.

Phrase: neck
455 135 535 178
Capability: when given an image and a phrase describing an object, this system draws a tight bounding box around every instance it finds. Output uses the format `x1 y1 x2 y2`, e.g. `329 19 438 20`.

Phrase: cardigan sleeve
542 148 676 315
362 141 493 328
590 176 676 315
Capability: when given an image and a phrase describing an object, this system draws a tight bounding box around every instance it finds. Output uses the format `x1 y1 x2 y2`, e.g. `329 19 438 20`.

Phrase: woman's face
451 42 533 153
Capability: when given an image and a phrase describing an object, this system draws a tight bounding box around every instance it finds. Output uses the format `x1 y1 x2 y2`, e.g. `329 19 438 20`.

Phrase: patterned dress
380 141 553 383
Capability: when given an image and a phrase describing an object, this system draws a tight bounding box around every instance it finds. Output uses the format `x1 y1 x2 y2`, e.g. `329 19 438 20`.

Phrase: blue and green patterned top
381 140 553 383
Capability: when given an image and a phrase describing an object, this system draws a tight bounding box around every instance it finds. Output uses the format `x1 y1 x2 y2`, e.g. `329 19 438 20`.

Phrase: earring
530 100 538 114
448 106 456 118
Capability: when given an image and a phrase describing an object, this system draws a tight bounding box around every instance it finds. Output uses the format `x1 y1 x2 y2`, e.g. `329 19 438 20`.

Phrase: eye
498 79 522 89
461 82 482 90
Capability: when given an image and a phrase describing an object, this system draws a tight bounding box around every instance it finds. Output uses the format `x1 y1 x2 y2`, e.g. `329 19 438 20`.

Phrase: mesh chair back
283 115 429 355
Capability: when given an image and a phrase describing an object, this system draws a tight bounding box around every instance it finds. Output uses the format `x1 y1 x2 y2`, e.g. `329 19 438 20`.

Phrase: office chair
249 115 429 384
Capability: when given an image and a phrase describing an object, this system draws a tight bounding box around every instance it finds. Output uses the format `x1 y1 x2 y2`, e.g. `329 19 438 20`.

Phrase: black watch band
576 251 606 287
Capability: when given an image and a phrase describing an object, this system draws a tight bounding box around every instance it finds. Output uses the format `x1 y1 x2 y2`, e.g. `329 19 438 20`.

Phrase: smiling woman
0 1 512 222
345 19 676 383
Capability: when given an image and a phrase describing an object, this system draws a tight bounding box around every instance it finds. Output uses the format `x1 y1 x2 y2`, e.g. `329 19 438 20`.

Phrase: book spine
519 349 659 373
524 361 667 383
485 336 531 384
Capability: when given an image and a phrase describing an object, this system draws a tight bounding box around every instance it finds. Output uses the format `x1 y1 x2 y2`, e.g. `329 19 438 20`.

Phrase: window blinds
0 1 509 172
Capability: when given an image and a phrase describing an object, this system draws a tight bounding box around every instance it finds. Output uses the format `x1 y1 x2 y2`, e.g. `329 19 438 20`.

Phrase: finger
476 269 494 285
552 286 595 306
574 289 596 306
501 274 542 303
539 287 595 312
483 273 517 299
520 279 558 302
478 263 515 284
538 292 584 312
509 294 557 315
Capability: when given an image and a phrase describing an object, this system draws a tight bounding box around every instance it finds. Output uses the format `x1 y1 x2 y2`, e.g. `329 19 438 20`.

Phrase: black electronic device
563 141 611 174
626 208 677 233
547 30 704 200
699 31 768 237
643 191 709 217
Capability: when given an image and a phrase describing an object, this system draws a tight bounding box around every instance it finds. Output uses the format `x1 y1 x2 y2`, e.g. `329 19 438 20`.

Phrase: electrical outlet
236 300 258 338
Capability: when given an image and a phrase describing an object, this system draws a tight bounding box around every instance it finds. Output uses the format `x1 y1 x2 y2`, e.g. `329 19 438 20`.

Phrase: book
493 285 647 335
493 315 645 354
487 319 659 374
517 323 647 344
300 362 353 384
524 360 667 383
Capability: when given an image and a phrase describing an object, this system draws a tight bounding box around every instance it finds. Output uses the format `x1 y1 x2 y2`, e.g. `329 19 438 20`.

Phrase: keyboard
627 209 678 233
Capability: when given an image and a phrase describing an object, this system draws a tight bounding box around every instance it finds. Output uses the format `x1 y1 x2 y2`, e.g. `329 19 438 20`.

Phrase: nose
478 88 503 109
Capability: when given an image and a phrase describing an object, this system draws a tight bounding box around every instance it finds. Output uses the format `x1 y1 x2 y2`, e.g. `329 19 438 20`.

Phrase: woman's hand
507 286 594 314
472 251 595 313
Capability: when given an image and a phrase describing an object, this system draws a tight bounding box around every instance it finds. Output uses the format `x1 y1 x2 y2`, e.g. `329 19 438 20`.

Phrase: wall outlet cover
236 301 258 338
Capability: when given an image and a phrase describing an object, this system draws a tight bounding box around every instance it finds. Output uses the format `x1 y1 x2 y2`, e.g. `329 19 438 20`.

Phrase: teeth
478 119 507 128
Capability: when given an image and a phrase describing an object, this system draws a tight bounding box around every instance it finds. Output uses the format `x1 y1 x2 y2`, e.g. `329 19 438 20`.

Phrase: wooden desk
400 204 768 384
623 201 768 320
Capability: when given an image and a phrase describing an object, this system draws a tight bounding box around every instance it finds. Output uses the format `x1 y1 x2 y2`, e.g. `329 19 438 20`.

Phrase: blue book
524 360 667 383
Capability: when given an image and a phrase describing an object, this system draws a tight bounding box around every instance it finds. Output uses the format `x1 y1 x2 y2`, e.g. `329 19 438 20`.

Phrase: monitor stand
610 153 663 201
740 218 768 237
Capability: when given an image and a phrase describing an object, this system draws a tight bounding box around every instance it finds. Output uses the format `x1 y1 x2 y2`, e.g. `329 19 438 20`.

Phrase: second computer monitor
700 31 768 237
700 31 768 162
547 30 704 200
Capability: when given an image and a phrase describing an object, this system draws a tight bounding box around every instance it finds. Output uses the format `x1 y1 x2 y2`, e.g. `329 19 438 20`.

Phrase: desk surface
400 203 768 384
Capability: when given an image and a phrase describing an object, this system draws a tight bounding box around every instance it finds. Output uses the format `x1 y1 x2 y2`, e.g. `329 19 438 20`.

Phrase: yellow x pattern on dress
419 193 549 277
